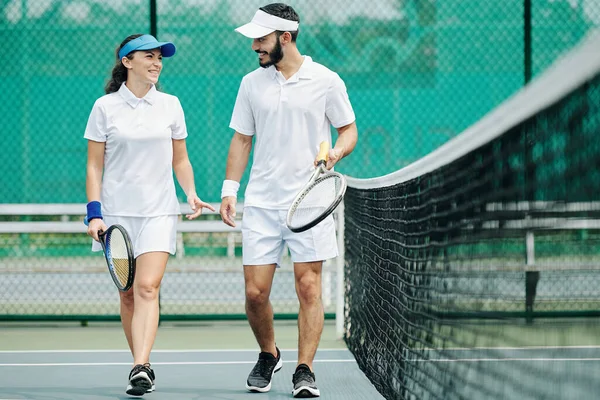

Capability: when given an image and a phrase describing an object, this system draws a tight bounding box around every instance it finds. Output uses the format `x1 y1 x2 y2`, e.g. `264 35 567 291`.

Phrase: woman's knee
119 289 135 306
132 252 168 302
134 281 161 302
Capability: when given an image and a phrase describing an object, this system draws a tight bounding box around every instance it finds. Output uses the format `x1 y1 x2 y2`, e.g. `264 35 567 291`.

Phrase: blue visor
118 34 176 60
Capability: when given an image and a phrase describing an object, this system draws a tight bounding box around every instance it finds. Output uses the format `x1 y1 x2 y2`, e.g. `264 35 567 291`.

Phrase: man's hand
326 147 343 170
220 196 237 227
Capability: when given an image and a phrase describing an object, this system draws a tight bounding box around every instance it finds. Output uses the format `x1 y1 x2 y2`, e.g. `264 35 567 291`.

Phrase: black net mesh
343 34 600 399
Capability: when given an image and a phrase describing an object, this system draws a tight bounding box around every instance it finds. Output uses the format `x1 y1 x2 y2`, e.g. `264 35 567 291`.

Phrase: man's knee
245 285 271 308
296 274 321 304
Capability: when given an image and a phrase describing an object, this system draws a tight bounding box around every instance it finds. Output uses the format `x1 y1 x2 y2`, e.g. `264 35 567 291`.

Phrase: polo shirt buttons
280 85 288 102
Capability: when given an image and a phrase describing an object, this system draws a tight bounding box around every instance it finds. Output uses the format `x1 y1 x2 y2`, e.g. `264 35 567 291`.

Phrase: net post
525 230 535 266
149 0 157 37
335 201 345 339
524 0 532 84
525 269 540 324
525 230 539 323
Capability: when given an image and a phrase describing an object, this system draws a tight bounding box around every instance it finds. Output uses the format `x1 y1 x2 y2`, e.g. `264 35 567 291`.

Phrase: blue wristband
86 201 103 224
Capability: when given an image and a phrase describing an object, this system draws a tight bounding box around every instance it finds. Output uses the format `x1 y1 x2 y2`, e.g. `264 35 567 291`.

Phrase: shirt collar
118 83 157 108
267 55 314 82
297 56 313 79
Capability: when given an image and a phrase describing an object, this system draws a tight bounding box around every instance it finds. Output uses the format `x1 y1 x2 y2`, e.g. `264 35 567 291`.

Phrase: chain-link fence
1 0 599 320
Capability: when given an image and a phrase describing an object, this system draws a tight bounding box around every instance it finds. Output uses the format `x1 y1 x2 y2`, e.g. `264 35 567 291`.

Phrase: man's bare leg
294 261 324 370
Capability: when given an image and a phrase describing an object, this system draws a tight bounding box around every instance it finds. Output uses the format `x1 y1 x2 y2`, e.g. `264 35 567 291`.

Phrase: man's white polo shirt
230 56 355 210
84 83 187 217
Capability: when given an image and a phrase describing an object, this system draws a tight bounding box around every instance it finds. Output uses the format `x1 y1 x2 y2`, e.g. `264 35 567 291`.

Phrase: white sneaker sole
126 371 152 396
245 356 283 392
293 386 321 397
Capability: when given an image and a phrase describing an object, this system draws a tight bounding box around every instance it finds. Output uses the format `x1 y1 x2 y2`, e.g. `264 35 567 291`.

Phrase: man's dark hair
260 3 300 42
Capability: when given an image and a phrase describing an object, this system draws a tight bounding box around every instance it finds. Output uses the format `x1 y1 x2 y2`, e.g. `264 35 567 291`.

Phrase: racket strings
290 175 343 227
106 231 130 287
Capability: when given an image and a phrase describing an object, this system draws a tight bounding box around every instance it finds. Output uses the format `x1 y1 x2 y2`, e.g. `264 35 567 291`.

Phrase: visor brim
136 42 176 57
235 22 276 39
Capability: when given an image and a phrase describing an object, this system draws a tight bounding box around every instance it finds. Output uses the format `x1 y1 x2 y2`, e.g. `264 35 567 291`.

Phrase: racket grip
317 141 330 163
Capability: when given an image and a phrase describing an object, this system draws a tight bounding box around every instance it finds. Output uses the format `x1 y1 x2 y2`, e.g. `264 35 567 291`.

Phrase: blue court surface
0 348 385 400
4 320 600 399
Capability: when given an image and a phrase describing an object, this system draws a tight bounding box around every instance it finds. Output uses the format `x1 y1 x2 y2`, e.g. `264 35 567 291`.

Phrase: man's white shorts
91 215 178 258
241 206 338 266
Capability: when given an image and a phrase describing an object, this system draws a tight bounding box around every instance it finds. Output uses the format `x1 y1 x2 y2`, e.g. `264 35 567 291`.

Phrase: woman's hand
87 218 108 242
187 193 216 220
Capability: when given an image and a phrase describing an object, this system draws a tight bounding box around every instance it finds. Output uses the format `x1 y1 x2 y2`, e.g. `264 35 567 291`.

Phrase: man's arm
328 121 358 170
220 132 253 227
225 132 253 182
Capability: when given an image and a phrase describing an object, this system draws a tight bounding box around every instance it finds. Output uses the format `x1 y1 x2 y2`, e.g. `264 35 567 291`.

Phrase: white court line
426 345 600 351
414 358 600 362
0 359 355 367
2 346 600 354
2 357 600 367
0 348 348 354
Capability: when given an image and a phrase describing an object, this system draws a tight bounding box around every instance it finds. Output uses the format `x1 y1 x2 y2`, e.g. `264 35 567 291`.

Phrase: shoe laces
294 365 314 383
253 357 273 377
129 364 146 379
143 363 155 380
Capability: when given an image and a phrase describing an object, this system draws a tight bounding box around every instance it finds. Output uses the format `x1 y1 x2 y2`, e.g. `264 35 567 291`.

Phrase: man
219 3 358 398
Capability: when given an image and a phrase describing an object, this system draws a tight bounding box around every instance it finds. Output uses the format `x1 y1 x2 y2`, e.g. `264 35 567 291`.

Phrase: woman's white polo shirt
84 83 187 217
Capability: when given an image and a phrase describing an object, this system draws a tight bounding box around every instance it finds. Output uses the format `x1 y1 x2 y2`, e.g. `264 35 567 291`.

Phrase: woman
84 34 214 396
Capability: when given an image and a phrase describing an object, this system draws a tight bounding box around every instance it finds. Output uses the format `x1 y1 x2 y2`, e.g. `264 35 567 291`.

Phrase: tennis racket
98 225 136 292
286 141 347 233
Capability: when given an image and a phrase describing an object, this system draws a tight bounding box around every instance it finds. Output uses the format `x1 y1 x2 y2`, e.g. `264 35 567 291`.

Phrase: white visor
235 9 299 39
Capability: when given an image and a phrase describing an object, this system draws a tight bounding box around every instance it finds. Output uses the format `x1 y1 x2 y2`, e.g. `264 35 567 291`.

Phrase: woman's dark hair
259 3 300 42
104 34 143 94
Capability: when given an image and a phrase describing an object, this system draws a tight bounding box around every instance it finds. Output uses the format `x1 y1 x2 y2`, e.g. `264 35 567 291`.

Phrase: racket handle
316 141 330 164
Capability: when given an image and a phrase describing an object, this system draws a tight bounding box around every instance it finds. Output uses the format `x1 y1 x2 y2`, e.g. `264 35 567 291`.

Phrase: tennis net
342 30 600 399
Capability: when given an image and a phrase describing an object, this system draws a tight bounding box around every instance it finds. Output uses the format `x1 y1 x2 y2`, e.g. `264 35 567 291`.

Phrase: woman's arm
172 139 215 219
86 140 107 240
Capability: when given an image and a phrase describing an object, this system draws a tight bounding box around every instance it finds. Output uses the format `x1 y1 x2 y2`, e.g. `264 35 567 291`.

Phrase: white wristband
221 180 240 199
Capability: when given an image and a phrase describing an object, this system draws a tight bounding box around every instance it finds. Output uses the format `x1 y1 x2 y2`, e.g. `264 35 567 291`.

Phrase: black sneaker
144 363 155 393
125 364 153 396
245 347 283 392
292 364 320 398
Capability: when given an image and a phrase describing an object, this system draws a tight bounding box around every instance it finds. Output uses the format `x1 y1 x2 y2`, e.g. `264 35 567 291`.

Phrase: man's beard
259 39 283 68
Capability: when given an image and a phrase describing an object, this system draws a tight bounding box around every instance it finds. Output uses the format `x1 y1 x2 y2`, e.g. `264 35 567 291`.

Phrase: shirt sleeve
83 100 108 142
171 97 188 140
229 76 255 136
325 73 356 129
